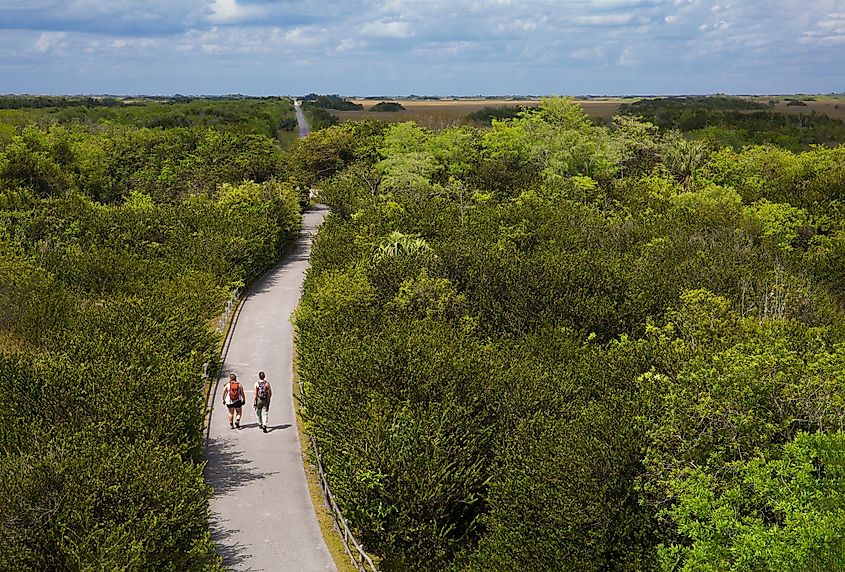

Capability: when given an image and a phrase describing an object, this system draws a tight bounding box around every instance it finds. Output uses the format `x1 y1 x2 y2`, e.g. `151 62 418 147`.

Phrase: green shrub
371 101 405 112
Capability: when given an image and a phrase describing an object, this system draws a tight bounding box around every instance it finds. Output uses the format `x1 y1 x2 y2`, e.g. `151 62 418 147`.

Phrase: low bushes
0 179 300 569
295 99 845 571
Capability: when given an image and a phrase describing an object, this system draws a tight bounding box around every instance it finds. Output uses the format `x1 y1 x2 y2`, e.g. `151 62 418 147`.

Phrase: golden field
323 96 845 130
758 97 845 121
329 98 629 128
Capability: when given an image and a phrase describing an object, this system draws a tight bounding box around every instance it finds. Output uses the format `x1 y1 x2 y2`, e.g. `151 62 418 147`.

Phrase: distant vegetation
0 97 307 570
294 99 845 571
302 93 363 111
296 93 360 129
465 105 528 124
621 95 845 150
0 95 298 141
0 95 124 109
301 104 339 130
625 95 767 112
370 101 405 112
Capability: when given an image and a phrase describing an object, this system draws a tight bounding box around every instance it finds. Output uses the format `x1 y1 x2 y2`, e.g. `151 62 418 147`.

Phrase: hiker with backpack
254 371 273 433
222 372 246 429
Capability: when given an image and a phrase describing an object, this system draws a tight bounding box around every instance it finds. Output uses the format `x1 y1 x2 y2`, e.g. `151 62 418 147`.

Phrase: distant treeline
463 96 845 151
0 97 297 140
371 101 405 112
301 103 340 130
624 95 767 113
620 95 845 150
301 93 363 111
0 96 126 109
465 105 528 124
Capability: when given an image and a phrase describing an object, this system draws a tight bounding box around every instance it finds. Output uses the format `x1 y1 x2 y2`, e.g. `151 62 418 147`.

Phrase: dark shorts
226 400 244 409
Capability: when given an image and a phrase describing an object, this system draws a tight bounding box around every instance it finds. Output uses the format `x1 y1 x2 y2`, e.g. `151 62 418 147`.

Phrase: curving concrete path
204 206 335 572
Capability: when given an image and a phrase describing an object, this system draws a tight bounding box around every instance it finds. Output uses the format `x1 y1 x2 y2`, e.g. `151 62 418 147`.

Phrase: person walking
254 371 273 433
222 372 246 429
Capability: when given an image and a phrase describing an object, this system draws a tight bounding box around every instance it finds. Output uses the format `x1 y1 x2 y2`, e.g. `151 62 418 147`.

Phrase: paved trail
294 100 311 138
205 207 335 572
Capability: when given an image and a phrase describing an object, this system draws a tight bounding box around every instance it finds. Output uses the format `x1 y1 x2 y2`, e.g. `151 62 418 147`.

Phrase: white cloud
570 45 607 61
33 31 67 54
617 46 637 66
207 0 267 24
282 27 325 48
2 0 844 95
800 11 845 46
575 13 636 26
334 37 367 53
380 0 409 12
359 19 414 38
411 40 480 58
499 16 548 32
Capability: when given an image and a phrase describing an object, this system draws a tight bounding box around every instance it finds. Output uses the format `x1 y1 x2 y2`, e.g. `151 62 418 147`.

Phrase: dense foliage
302 93 364 111
620 96 845 150
0 95 124 109
302 104 341 130
295 98 845 571
0 103 298 204
0 101 302 570
465 105 528 125
372 102 407 112
0 96 296 142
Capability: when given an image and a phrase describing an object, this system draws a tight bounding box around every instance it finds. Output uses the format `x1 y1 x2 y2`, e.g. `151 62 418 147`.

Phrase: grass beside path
292 343 358 572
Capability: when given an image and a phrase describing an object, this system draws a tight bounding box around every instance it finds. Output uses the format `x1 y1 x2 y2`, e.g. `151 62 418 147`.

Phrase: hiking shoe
229 423 234 429
235 421 240 429
263 426 268 433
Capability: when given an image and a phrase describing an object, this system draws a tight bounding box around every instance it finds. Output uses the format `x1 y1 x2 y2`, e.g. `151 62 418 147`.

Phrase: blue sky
1 0 843 96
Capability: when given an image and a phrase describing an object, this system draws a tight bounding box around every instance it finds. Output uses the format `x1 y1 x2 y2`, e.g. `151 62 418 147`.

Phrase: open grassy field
329 97 629 128
726 95 845 121
325 95 845 130
765 97 845 121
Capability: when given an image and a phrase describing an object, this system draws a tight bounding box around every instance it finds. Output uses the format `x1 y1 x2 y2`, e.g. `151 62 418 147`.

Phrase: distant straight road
204 207 335 572
294 99 311 138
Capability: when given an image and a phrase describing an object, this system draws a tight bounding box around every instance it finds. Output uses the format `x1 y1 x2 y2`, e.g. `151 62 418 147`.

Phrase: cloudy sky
1 0 843 96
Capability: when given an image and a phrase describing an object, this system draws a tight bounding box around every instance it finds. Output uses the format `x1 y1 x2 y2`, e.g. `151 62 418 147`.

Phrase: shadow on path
209 521 257 571
205 437 271 490
205 437 278 570
233 422 292 432
248 238 315 297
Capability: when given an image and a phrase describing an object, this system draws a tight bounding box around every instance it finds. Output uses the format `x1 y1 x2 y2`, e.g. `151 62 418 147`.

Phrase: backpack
257 381 268 401
229 382 240 402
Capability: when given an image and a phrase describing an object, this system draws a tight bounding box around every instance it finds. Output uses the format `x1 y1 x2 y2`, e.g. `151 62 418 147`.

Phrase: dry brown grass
745 96 845 121
329 98 626 129
329 96 845 130
774 100 845 121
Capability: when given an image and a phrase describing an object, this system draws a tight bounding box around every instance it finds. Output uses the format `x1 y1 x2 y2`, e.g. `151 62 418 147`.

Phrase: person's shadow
230 422 291 431
267 423 291 432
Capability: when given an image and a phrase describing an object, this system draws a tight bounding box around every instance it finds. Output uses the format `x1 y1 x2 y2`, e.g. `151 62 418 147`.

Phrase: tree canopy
0 97 302 571
295 97 845 571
